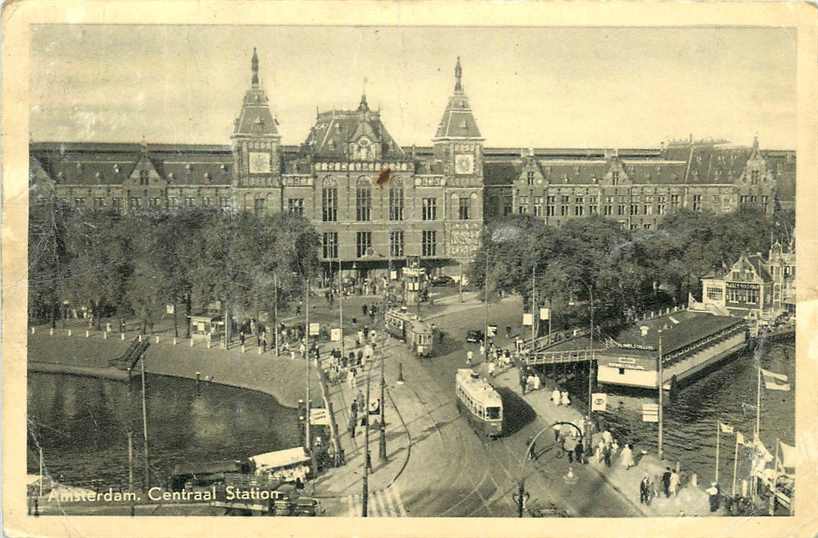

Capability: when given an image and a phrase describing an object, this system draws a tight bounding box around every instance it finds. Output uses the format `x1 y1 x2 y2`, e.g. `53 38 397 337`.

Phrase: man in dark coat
662 467 672 498
640 474 651 505
574 440 584 464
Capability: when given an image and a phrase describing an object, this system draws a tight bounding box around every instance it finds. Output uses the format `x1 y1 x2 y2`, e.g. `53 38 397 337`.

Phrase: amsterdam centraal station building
29 50 795 281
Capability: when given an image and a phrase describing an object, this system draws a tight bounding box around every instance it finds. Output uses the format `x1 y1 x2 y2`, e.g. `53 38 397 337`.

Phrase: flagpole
715 419 720 484
770 439 780 515
756 364 761 441
732 434 740 496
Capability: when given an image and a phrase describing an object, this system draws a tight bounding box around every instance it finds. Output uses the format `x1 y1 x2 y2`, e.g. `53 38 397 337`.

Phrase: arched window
356 177 372 221
322 176 337 222
388 178 404 221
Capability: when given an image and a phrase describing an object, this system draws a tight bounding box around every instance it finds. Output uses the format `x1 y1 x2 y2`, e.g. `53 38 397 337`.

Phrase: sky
30 25 797 149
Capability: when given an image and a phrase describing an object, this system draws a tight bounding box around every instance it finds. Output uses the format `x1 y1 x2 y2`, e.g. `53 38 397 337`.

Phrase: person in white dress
552 388 561 406
560 391 571 406
620 443 635 470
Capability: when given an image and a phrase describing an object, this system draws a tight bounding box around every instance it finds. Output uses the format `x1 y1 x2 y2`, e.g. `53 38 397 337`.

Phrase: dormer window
139 169 150 186
612 171 620 185
204 172 211 183
526 171 535 185
113 164 120 174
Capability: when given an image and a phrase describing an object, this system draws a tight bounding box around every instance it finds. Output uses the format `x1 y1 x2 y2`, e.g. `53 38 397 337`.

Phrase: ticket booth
190 314 224 344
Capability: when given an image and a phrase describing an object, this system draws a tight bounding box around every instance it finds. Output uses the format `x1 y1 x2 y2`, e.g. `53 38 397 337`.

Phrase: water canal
27 372 300 490
562 340 795 488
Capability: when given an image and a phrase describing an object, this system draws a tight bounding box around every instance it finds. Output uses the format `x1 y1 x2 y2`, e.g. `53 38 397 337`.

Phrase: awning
250 447 309 470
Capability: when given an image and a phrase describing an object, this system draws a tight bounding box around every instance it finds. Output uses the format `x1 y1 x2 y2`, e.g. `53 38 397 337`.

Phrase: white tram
455 369 503 438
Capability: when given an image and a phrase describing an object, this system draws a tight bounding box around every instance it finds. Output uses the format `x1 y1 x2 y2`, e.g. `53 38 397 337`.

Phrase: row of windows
73 196 233 210
319 187 470 223
321 230 437 259
455 383 501 420
727 288 759 305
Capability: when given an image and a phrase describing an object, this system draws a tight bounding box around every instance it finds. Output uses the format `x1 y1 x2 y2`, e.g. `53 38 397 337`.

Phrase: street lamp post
587 285 595 444
658 329 664 461
379 339 387 461
484 252 489 350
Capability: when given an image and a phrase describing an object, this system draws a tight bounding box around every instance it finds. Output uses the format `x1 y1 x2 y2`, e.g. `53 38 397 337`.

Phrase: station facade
29 49 796 279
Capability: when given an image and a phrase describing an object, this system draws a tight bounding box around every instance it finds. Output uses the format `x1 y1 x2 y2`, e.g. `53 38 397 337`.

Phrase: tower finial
251 47 259 87
359 77 369 112
454 56 463 93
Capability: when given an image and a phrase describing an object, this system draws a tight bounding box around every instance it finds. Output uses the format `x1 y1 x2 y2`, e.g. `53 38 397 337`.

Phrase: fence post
67 329 72 337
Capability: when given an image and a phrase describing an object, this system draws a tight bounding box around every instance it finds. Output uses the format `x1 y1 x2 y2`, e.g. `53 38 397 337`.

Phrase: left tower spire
251 47 260 87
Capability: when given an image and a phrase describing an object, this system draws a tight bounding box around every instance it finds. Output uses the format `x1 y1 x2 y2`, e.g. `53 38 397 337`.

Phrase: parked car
465 330 484 344
430 275 455 287
292 497 324 516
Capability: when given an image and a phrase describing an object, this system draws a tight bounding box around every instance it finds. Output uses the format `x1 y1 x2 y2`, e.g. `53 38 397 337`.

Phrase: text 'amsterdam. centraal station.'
29 49 796 281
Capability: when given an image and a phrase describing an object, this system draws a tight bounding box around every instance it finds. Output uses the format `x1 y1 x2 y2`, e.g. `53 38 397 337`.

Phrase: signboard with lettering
330 328 342 342
642 403 659 423
309 322 320 336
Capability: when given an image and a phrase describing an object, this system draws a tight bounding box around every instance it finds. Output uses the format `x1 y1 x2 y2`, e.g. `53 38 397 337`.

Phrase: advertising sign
522 313 533 326
591 393 608 412
309 322 320 336
642 403 659 423
330 328 342 342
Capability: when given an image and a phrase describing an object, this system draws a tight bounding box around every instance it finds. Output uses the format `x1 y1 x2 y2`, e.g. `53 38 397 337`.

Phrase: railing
524 348 609 366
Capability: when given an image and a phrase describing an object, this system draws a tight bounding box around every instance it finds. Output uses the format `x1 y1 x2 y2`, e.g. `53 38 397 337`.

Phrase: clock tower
432 57 484 182
231 48 281 186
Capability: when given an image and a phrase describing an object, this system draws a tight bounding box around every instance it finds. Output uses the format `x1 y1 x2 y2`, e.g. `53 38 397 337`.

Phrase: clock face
454 153 474 175
249 151 271 174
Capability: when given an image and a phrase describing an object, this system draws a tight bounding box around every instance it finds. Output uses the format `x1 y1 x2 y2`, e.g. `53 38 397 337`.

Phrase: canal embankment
27 331 322 409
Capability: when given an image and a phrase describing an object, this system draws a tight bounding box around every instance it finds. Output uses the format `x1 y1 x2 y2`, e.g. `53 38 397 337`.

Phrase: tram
384 308 435 358
455 369 503 438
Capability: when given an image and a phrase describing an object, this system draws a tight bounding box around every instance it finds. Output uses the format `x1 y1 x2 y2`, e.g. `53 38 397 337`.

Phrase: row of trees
469 207 794 331
28 201 321 337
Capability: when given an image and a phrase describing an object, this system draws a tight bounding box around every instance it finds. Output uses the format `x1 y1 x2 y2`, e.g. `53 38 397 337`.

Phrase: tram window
619 368 625 375
486 407 501 420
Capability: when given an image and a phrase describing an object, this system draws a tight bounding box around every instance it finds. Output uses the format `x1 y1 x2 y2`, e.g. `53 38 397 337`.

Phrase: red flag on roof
376 167 392 187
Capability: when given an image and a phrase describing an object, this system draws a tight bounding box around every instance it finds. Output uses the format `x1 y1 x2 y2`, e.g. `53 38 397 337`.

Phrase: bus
455 369 503 438
384 308 435 358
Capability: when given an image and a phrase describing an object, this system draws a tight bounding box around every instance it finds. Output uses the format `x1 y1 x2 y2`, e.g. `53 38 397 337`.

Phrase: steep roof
232 48 280 138
434 58 483 140
30 145 233 186
302 102 406 160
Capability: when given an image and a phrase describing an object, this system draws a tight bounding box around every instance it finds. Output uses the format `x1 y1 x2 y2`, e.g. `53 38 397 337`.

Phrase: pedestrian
488 361 496 377
574 439 584 464
553 423 561 442
348 413 357 438
602 429 613 447
479 343 485 356
519 370 527 395
595 439 605 463
640 474 651 505
239 330 245 346
603 443 612 467
662 467 672 498
560 391 571 407
706 482 721 512
532 373 541 391
527 438 537 461
621 443 635 470
356 389 365 411
362 304 368 317
262 330 268 352
466 350 473 367
669 469 680 497
356 349 363 366
552 387 561 406
564 434 577 463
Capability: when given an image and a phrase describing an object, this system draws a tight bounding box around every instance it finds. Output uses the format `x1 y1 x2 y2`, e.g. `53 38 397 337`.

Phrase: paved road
363 295 639 517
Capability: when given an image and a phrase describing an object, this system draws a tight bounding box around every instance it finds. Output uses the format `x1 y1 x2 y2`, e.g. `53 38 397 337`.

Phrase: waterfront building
595 309 748 389
699 239 796 323
28 48 796 279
